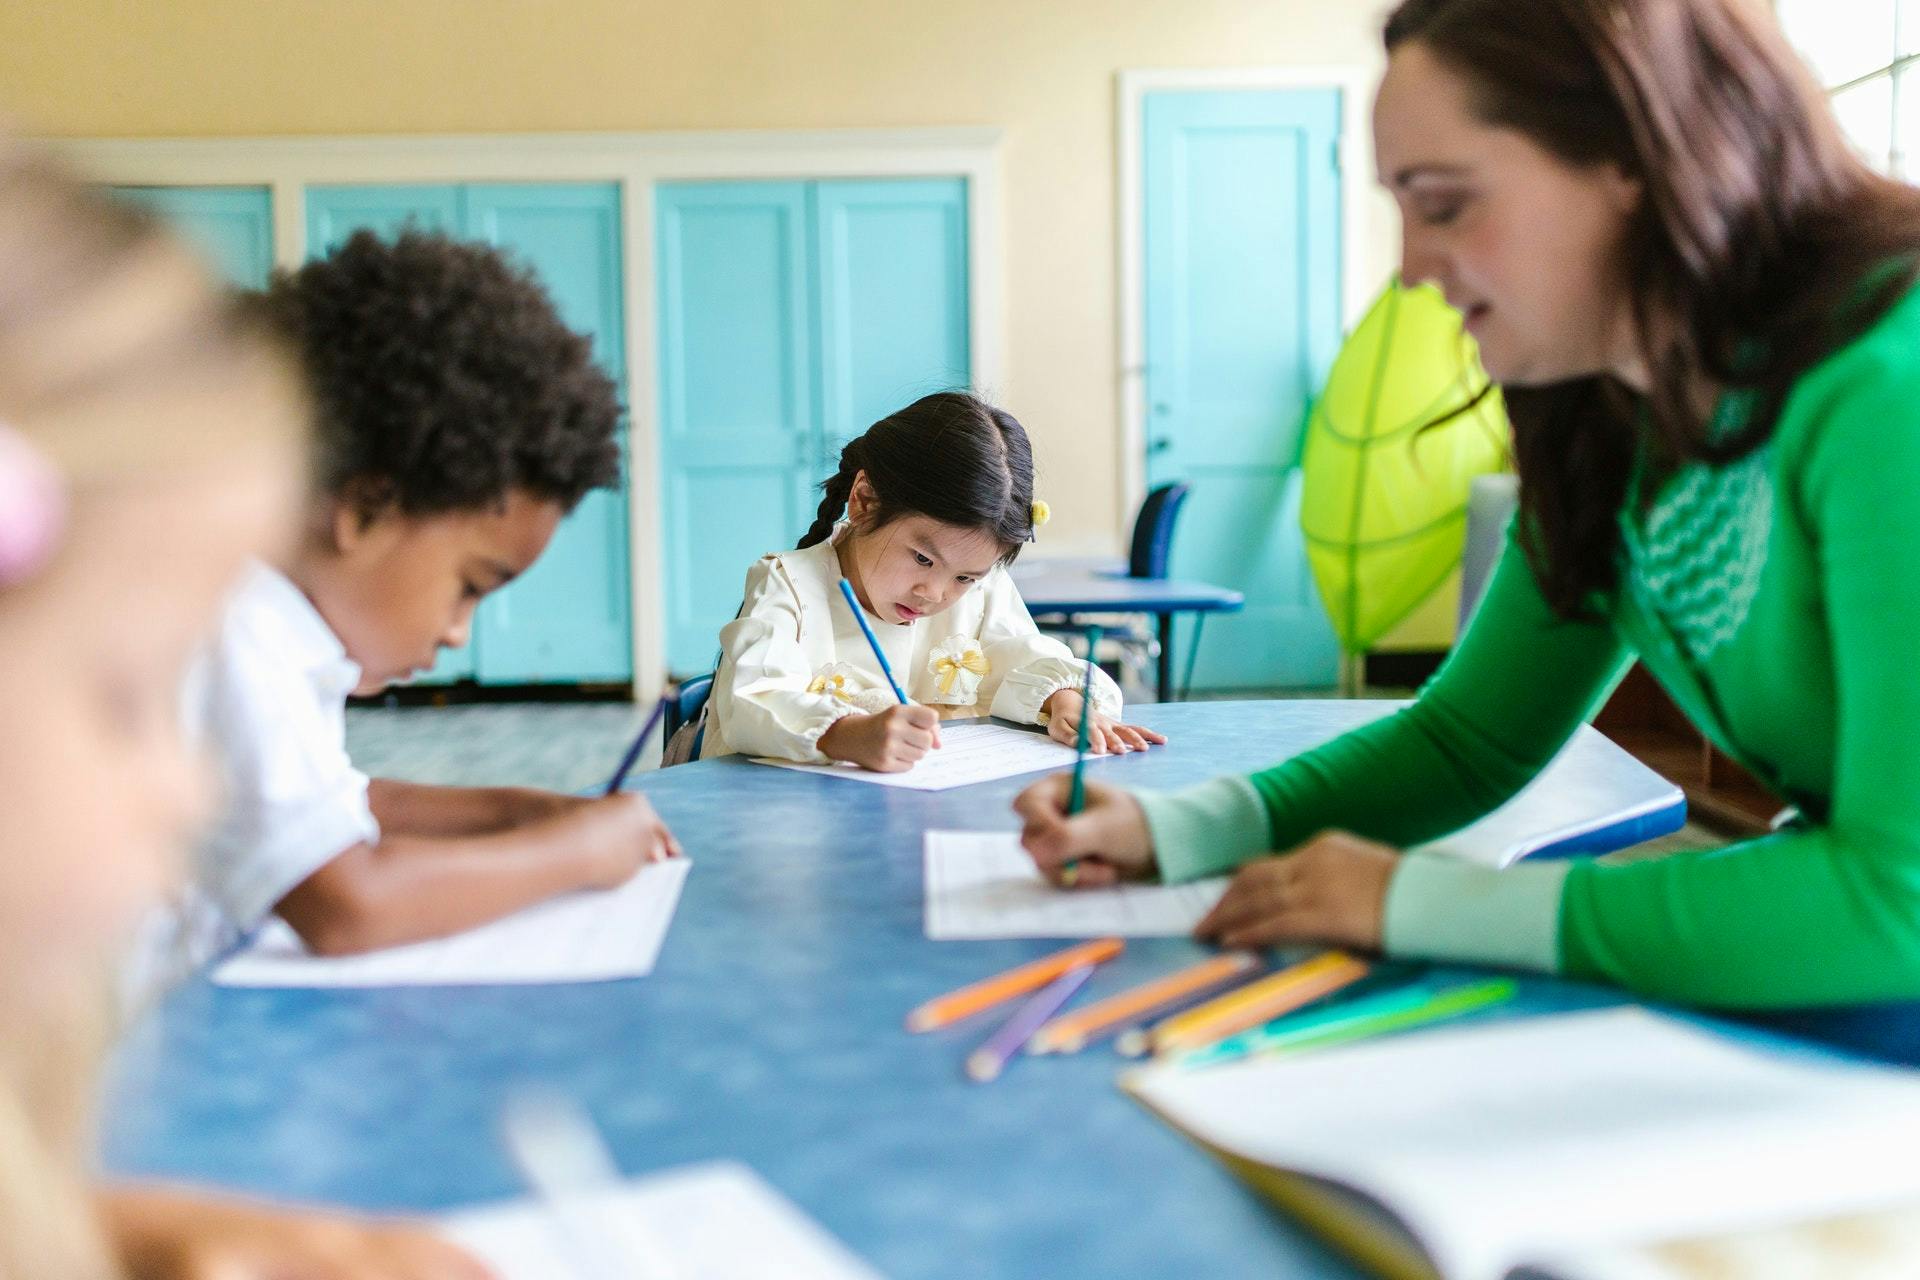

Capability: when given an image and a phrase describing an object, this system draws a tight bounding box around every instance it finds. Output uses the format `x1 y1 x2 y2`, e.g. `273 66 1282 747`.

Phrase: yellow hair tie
1030 499 1051 529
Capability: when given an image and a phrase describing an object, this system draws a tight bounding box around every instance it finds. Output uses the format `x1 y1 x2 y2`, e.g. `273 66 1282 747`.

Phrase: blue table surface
101 701 1696 1279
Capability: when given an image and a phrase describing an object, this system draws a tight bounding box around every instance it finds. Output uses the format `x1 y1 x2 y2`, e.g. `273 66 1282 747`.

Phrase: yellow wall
2 0 1401 553
3 0 1448 653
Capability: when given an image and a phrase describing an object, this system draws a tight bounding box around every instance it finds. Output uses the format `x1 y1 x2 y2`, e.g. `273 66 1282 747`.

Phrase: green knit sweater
1139 279 1920 1008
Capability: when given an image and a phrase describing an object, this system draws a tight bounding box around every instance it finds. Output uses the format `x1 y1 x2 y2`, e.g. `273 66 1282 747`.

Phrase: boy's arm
366 778 577 838
273 792 677 955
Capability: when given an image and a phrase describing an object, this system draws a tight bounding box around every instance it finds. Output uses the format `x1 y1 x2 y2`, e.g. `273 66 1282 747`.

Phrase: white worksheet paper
754 721 1090 791
440 1161 884 1280
211 857 690 988
923 829 1228 939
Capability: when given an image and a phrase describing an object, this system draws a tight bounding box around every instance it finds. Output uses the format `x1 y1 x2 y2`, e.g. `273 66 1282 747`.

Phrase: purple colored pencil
603 691 672 795
965 964 1096 1083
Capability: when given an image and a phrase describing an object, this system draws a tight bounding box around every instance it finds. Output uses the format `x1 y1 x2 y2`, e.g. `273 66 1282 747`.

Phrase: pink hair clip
0 424 63 588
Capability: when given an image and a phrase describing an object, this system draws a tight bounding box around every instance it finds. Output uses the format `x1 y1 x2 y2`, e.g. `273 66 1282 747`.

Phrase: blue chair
1037 482 1203 699
662 672 713 766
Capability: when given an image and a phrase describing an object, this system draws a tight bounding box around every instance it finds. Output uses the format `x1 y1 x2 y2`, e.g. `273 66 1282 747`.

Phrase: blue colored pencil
837 577 908 703
966 963 1096 1082
603 690 672 795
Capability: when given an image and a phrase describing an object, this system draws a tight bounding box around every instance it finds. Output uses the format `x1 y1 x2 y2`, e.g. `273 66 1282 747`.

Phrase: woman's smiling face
1373 40 1646 388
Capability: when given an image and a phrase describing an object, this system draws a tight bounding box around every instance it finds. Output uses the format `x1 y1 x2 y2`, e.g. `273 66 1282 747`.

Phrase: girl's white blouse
704 532 1122 762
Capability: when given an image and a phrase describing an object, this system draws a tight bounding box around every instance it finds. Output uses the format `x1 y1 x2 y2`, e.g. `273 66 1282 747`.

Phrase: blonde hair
0 137 304 1280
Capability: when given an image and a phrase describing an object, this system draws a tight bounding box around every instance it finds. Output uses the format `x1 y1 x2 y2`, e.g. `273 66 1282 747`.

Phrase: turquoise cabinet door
1144 89 1344 689
654 178 974 674
305 184 462 254
305 182 634 686
113 186 274 290
304 185 477 684
813 178 970 453
655 182 817 673
466 183 632 683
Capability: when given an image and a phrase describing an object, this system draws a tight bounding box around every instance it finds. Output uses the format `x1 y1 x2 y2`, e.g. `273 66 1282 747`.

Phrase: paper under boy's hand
1013 775 1158 888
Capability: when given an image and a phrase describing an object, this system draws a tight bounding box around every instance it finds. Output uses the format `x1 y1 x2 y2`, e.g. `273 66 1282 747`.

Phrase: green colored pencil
1174 977 1519 1070
1060 626 1101 888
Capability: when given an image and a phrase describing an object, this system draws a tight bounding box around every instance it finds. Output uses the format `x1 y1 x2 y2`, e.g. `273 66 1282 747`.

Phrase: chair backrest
666 673 715 739
1127 481 1191 579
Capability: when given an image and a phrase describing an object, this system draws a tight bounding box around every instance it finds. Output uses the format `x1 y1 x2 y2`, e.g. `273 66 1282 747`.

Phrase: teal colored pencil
1175 977 1519 1070
1060 626 1102 888
1066 625 1102 815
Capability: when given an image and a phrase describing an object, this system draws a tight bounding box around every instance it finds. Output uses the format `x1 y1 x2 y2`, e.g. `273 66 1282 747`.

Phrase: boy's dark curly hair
251 228 623 517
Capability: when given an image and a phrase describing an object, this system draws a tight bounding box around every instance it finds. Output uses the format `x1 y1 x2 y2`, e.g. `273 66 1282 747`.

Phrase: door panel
114 186 274 289
466 183 632 683
814 178 971 453
655 182 817 672
1144 88 1343 689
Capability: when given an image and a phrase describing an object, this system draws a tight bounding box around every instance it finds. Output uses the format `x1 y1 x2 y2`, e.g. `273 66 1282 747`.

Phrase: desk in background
1013 556 1244 702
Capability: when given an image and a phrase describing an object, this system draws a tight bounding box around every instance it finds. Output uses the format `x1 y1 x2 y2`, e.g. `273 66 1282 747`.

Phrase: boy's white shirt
135 561 379 993
704 526 1122 762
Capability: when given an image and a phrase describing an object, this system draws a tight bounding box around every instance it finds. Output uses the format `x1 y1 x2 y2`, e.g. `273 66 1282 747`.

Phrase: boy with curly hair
166 229 678 972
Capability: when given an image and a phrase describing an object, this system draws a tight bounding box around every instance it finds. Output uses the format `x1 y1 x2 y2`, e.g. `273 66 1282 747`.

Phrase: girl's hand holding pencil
818 703 943 772
1040 689 1168 755
1013 776 1158 888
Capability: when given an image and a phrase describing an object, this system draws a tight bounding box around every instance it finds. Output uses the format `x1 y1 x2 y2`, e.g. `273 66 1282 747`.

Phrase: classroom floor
343 693 1725 859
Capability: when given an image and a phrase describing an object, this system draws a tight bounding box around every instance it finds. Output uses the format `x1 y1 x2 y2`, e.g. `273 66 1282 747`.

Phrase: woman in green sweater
1018 0 1920 1029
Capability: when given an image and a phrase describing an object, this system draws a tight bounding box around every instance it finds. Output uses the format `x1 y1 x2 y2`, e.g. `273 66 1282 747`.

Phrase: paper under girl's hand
1042 690 1168 755
103 1187 498 1280
1192 831 1399 951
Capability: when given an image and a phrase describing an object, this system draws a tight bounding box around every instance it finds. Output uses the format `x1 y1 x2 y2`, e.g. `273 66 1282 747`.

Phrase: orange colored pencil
1122 951 1370 1058
1028 952 1264 1055
906 938 1124 1032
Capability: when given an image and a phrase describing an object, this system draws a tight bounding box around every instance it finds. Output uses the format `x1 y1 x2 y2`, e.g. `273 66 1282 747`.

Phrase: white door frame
60 128 1007 689
1116 68 1372 527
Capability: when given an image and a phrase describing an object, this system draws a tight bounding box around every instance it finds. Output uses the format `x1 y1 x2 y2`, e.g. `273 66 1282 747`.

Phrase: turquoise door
1143 89 1344 689
113 186 274 289
656 177 970 674
305 183 633 685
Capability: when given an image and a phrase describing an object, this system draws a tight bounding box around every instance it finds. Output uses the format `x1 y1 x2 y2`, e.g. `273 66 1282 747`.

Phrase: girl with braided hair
705 391 1164 771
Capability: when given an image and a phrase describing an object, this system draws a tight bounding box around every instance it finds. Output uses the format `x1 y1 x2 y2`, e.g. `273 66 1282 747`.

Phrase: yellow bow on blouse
933 647 990 695
807 671 856 701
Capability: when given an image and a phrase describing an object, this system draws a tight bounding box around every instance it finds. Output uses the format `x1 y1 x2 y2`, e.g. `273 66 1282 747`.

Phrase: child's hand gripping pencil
1060 626 1102 888
829 577 942 772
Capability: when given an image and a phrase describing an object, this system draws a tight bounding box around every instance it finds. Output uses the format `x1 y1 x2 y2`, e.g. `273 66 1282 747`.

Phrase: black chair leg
1181 614 1207 702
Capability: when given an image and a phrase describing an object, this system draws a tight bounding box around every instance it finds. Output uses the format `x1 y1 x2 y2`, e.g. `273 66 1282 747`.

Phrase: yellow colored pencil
1120 951 1370 1059
1028 951 1263 1055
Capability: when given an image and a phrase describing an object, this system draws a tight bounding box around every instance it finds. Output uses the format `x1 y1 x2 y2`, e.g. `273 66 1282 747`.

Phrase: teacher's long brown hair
1385 0 1920 617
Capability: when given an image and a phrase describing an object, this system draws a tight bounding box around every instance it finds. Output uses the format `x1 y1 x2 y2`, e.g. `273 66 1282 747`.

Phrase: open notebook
1125 1007 1920 1280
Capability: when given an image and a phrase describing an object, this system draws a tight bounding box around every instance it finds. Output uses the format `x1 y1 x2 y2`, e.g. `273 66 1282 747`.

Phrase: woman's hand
103 1187 497 1280
1013 775 1158 887
1193 831 1400 951
1042 690 1167 754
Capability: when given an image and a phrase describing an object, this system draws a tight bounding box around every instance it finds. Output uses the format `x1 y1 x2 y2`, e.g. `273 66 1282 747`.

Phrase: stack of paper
1126 1007 1920 1280
212 858 691 988
440 1160 882 1279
